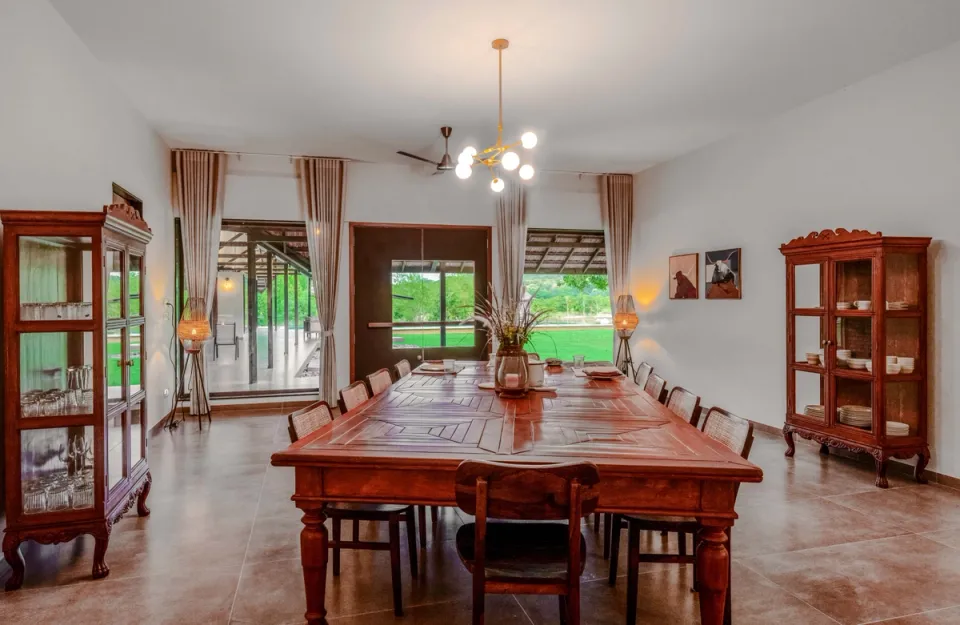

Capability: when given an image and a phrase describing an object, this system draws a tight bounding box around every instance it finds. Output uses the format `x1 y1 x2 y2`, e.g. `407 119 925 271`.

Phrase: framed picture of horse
705 248 742 299
669 253 699 299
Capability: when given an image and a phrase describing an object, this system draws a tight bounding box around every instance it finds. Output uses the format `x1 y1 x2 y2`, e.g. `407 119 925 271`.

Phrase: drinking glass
443 359 457 373
573 354 586 368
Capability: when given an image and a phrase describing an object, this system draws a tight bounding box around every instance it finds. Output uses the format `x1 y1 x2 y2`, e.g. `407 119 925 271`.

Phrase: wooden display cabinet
781 229 931 488
1 205 153 590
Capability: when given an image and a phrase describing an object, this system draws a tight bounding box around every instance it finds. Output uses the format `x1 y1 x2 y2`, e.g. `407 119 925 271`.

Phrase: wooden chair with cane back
666 386 702 428
338 380 370 414
393 359 412 380
454 460 601 625
634 361 653 389
287 398 419 617
642 373 667 404
366 368 393 396
607 407 754 625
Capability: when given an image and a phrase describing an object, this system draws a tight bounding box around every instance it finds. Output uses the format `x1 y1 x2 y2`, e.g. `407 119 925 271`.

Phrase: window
391 260 476 349
522 229 612 362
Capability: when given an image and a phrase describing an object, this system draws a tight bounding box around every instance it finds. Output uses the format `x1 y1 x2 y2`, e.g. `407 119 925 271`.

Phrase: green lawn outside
107 338 141 388
393 326 613 362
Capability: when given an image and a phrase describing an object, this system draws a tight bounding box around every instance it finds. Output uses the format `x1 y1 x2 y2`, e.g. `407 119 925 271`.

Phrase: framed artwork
705 248 742 299
669 253 699 299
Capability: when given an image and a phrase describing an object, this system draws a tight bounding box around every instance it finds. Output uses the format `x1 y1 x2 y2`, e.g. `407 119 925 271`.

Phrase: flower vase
495 345 529 397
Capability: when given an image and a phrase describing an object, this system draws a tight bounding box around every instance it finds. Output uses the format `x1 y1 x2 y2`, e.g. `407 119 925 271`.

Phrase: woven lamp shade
177 298 211 353
614 294 639 338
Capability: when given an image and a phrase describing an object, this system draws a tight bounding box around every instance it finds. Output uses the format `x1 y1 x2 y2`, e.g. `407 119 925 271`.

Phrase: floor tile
743 534 960 625
867 605 960 624
824 484 960 533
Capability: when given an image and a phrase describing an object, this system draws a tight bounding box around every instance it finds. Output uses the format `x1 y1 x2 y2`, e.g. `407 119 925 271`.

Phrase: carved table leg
137 471 153 517
874 454 889 489
819 443 830 455
783 429 795 457
915 448 930 485
300 507 330 625
696 524 730 625
2 532 25 591
92 522 111 579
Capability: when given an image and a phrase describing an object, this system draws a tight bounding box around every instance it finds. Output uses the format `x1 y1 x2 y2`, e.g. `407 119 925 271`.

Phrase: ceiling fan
397 126 454 175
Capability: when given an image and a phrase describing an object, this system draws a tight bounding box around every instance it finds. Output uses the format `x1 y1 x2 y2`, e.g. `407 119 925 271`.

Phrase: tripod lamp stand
165 298 212 430
613 294 640 381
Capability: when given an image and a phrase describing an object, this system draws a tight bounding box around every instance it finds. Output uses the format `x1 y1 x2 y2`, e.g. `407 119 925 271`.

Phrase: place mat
413 365 466 376
477 382 557 392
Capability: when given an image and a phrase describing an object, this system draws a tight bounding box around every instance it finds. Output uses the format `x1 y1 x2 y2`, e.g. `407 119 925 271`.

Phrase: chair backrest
215 322 236 345
287 401 334 443
635 362 653 389
455 460 600 520
666 386 702 427
526 352 540 362
643 373 667 404
701 407 754 460
367 368 393 396
394 359 412 379
338 380 370 413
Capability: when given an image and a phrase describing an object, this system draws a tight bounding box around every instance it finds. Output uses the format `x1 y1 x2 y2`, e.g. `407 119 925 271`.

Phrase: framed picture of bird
669 253 699 299
705 248 742 299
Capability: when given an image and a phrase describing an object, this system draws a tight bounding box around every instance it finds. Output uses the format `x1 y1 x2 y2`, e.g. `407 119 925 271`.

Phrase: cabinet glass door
19 331 95 417
18 235 94 322
21 426 96 515
793 262 825 310
129 325 143 396
106 248 124 320
129 253 143 318
106 409 124 490
832 256 876 435
106 328 126 408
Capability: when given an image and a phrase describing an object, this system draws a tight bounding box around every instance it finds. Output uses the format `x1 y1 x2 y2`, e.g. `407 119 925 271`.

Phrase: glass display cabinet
1 205 153 590
781 229 931 488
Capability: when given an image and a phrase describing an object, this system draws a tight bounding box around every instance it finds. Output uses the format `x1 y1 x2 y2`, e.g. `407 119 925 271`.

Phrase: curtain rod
173 148 612 176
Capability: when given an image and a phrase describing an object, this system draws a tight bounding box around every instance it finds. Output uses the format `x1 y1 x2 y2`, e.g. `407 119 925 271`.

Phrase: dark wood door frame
349 222 493 382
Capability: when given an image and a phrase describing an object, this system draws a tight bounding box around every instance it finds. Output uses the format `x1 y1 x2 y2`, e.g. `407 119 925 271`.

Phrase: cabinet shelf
782 229 931 489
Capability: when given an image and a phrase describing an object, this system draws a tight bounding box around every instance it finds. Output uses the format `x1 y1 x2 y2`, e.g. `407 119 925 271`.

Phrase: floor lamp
165 298 213 430
614 294 640 382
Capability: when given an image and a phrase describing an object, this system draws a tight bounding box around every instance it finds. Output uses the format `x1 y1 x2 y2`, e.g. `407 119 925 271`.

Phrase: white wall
222 159 602 388
0 0 176 429
630 40 960 478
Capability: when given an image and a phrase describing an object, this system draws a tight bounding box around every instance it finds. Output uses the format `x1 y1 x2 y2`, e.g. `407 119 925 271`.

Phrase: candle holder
494 345 529 397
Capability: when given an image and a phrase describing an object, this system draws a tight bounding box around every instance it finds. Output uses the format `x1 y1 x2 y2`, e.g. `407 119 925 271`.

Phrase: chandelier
455 38 537 192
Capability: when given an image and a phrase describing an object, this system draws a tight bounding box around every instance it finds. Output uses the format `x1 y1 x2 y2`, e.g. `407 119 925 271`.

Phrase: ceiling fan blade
431 169 446 176
397 151 439 166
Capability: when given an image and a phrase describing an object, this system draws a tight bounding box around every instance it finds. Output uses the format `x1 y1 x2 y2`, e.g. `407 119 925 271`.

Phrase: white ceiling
51 0 960 173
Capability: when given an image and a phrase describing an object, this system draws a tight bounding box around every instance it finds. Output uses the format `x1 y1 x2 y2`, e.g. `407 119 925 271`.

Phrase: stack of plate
848 358 870 370
838 405 872 428
836 349 852 368
898 357 915 374
886 421 910 437
583 365 623 379
803 404 825 419
886 301 910 311
837 301 854 310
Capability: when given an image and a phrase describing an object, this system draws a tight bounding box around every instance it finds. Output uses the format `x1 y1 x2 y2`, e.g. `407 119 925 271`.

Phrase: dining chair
367 368 393 396
665 387 702 427
214 321 239 360
365 366 439 544
338 380 370 414
642 373 667 404
394 359 412 380
286 399 419 617
634 361 653 389
608 407 754 625
454 460 600 625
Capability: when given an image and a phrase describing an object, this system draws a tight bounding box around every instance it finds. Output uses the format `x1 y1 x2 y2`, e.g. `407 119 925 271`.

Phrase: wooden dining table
271 362 763 625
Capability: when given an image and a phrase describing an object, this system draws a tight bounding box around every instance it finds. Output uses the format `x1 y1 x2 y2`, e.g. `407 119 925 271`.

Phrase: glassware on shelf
23 484 47 515
72 479 94 509
45 478 73 511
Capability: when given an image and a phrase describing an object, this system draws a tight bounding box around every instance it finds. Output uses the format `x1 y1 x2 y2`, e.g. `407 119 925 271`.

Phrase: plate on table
583 366 623 379
418 363 445 372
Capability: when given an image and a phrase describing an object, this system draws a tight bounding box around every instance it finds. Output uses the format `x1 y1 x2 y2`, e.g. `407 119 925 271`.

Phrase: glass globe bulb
491 177 505 192
457 151 473 166
455 163 472 180
501 151 520 171
520 132 538 149
518 164 535 180
462 146 477 157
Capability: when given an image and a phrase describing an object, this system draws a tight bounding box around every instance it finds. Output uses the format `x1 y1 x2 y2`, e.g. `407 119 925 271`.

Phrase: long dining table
271 362 763 625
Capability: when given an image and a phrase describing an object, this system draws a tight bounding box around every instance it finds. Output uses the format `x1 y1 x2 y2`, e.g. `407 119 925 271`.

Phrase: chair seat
326 502 412 515
456 522 587 580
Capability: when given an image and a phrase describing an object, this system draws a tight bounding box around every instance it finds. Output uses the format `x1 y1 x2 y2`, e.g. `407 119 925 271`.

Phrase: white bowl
887 363 902 374
898 357 915 364
855 300 872 310
866 362 873 372
836 349 853 358
886 356 898 363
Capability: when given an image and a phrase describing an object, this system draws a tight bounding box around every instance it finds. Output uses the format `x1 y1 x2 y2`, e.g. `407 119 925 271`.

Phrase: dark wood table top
272 362 763 484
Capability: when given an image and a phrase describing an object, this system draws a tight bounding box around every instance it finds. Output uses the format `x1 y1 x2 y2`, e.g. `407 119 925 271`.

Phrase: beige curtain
172 149 226 414
600 174 635 368
496 179 528 307
295 157 346 404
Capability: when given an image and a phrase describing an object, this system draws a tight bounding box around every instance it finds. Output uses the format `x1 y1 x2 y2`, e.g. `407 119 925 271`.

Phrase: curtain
172 149 226 414
295 157 346 404
496 179 528 307
600 174 635 368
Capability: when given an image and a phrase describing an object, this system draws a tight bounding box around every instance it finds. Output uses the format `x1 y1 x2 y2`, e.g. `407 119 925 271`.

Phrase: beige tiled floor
2 415 959 624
